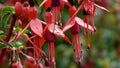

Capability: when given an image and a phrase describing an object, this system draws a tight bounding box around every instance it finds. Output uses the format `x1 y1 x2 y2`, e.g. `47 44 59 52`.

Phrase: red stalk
13 23 30 42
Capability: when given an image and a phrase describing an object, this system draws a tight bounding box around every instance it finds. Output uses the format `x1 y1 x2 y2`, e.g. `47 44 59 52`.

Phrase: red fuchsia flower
62 0 95 64
81 0 109 48
62 1 95 33
63 0 109 48
14 2 46 41
40 10 71 68
65 0 109 31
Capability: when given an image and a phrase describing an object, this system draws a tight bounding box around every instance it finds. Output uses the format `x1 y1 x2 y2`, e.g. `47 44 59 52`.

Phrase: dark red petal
30 18 43 37
52 0 60 7
45 29 56 42
75 17 95 32
48 24 71 44
70 23 80 35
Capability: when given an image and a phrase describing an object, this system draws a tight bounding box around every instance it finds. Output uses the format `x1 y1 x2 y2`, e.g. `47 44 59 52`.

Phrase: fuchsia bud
26 55 35 63
22 7 30 20
29 7 37 19
15 2 23 17
12 61 23 68
70 23 80 35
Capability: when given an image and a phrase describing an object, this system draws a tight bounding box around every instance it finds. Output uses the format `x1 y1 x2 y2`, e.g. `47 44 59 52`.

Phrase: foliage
0 0 120 68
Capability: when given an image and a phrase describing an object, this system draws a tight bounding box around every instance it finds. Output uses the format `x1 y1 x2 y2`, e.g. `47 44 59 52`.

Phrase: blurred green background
0 0 120 68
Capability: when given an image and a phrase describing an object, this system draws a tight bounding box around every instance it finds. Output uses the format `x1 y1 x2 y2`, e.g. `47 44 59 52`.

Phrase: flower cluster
0 0 109 68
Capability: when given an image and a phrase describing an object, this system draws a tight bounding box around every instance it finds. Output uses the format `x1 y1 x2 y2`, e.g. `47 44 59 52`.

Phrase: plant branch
5 15 17 42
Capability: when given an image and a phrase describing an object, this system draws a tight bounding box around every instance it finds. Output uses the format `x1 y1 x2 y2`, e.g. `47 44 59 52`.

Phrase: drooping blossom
62 0 95 63
0 0 109 67
41 8 71 67
63 0 109 49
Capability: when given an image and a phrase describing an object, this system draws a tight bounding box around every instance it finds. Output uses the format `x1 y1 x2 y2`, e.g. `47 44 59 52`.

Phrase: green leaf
0 44 7 49
9 42 23 50
0 35 6 39
0 13 11 28
2 6 14 14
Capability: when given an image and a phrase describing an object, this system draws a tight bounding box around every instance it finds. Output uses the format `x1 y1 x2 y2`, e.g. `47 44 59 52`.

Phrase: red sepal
48 24 71 44
30 18 43 37
94 3 109 12
75 17 96 32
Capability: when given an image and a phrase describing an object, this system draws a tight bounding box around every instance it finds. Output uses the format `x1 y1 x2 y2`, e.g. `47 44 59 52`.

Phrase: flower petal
62 19 75 32
48 24 71 44
75 17 96 32
30 18 43 37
